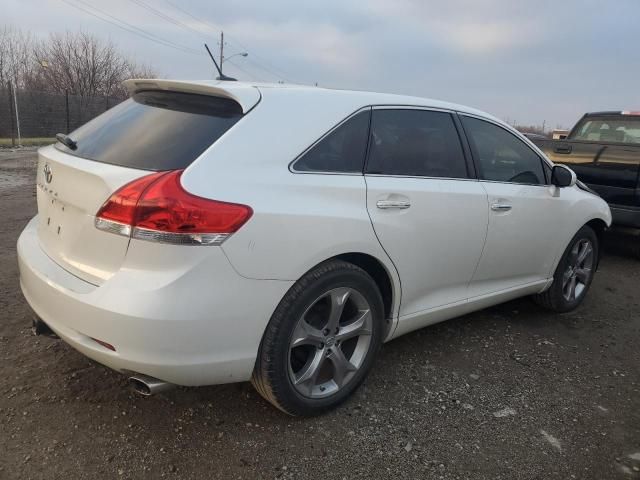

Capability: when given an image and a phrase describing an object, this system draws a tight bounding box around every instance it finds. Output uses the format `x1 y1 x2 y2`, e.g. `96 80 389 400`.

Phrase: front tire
534 225 598 313
251 260 384 416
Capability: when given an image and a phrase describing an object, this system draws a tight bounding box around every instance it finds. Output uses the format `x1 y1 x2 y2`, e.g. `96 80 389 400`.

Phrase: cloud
4 0 640 125
226 19 370 72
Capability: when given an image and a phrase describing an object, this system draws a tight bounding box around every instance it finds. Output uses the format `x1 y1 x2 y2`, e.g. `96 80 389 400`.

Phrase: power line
74 0 200 53
225 58 257 81
60 0 201 55
127 0 205 39
223 36 294 83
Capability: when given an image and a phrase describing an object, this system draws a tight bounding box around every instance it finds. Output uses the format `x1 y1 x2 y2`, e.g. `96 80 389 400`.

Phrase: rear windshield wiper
56 133 77 151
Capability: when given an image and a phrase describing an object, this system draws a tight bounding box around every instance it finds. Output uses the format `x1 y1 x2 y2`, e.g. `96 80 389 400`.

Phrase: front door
459 115 569 297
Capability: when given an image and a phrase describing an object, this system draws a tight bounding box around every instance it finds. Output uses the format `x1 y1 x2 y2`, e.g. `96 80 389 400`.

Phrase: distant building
552 129 569 140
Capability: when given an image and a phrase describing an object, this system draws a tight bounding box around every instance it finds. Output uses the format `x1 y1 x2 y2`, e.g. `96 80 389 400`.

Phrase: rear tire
251 260 384 416
534 225 598 313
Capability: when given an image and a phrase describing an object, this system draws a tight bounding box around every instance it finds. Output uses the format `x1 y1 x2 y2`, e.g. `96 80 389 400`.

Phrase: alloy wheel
562 238 594 301
288 287 373 398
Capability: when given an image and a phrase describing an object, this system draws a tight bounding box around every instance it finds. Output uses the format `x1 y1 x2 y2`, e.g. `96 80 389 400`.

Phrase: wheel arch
312 252 400 340
585 217 608 270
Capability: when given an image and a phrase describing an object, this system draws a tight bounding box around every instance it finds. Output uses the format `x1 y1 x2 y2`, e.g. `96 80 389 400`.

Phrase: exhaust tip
31 316 59 339
129 374 174 396
129 377 152 396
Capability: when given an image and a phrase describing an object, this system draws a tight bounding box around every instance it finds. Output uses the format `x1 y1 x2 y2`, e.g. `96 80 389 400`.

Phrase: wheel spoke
328 347 357 388
565 275 577 300
575 267 590 283
293 349 327 395
326 288 351 331
577 241 592 265
336 310 372 341
291 319 325 348
562 269 572 289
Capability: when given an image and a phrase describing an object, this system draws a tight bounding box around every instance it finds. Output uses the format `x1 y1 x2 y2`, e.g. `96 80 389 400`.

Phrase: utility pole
219 31 225 76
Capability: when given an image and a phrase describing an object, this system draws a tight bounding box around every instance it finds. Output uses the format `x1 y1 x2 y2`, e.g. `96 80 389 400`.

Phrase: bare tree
0 27 156 98
30 31 155 99
0 25 36 88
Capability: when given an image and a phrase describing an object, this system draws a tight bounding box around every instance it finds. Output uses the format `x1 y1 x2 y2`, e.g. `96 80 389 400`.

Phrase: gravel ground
1 150 639 480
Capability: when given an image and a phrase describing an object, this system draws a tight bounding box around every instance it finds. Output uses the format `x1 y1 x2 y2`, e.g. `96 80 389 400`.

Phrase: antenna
204 43 236 81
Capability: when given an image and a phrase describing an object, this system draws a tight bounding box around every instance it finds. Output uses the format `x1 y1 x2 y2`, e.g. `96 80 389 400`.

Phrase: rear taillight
95 170 253 246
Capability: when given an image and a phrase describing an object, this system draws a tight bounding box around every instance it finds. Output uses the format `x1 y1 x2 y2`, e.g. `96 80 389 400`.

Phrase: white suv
18 80 611 415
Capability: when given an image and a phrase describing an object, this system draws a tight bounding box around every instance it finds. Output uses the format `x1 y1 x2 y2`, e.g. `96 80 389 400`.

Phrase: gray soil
1 150 639 479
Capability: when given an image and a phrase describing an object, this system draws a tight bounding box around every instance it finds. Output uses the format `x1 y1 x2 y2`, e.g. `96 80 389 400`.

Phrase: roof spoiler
122 79 261 114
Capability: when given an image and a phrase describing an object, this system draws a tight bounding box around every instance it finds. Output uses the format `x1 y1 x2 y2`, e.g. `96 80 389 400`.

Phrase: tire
251 260 384 416
534 225 599 313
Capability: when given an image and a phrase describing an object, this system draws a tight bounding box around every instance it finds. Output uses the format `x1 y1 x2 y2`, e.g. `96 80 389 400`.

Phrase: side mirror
551 164 576 188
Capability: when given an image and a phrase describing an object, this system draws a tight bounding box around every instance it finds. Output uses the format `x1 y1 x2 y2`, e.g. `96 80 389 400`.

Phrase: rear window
55 90 243 170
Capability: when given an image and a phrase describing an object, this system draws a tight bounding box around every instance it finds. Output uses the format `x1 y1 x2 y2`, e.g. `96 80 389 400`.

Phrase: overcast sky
6 0 640 127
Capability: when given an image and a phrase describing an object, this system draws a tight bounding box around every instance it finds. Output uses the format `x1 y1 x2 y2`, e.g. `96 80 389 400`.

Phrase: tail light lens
95 170 253 246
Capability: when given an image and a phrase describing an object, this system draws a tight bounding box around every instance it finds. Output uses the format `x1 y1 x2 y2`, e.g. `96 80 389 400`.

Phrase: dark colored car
532 111 640 255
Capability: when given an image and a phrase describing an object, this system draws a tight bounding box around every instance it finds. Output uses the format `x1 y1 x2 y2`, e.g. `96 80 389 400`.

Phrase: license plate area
37 183 83 246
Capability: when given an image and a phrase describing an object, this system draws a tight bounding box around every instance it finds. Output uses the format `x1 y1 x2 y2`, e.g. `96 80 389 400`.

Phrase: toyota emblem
43 164 53 184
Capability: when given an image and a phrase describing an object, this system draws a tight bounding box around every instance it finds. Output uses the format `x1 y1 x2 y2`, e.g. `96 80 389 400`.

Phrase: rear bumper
17 216 293 386
610 205 640 229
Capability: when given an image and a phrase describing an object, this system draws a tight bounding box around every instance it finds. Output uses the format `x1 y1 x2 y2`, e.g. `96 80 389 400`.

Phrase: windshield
571 116 640 144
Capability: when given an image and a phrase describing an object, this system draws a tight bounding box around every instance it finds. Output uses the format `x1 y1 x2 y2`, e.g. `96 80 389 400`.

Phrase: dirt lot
1 150 639 479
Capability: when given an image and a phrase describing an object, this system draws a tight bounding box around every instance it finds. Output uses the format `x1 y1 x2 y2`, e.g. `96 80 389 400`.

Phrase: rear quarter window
55 91 243 171
293 110 371 173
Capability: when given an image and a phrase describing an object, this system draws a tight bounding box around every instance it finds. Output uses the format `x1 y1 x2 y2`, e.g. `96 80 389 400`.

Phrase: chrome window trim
457 112 553 187
371 104 454 113
476 179 553 188
364 173 479 182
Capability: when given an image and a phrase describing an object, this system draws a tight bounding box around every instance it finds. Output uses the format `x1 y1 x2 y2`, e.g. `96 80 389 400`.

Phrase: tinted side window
56 91 243 171
294 110 370 173
366 109 468 178
461 116 545 185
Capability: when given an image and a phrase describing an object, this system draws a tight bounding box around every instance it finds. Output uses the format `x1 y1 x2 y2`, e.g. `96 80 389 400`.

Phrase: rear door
36 90 244 284
365 108 488 318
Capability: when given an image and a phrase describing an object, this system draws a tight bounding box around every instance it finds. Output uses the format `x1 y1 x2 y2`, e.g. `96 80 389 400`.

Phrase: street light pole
11 78 21 147
218 31 248 76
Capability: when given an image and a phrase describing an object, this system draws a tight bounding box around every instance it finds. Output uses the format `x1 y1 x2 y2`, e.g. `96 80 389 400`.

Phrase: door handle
491 203 512 212
376 200 411 210
554 145 572 154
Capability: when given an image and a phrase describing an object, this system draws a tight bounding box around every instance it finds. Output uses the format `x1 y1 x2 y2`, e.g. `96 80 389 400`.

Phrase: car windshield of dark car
572 117 640 144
